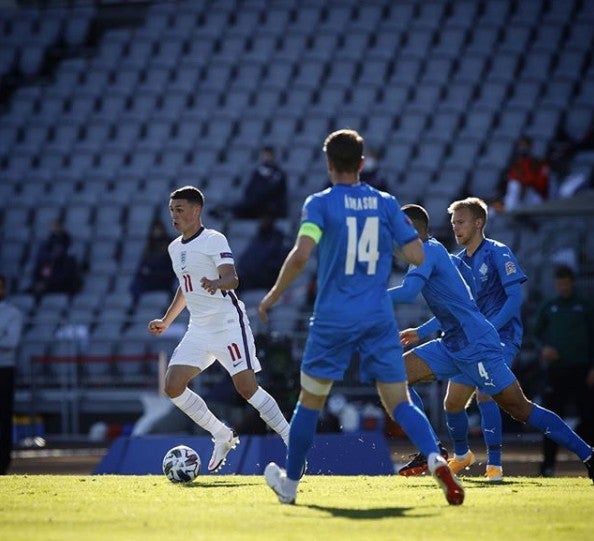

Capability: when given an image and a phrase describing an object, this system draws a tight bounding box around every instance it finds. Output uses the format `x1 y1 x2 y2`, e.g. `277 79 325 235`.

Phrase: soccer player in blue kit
258 129 465 505
399 197 526 481
389 204 594 484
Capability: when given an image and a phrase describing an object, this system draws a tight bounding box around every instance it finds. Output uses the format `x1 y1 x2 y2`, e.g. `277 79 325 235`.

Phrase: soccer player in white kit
148 186 290 472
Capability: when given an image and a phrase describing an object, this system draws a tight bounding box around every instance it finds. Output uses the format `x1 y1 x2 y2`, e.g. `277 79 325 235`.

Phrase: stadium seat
506 79 542 111
366 27 403 61
425 110 460 143
408 140 446 173
466 164 502 200
498 24 534 56
432 27 467 59
420 56 454 87
476 137 515 169
393 110 427 145
486 53 521 84
525 107 561 140
292 58 326 90
492 107 528 140
465 23 499 56
531 23 565 53
553 49 586 82
442 139 480 171
458 108 495 140
520 50 554 82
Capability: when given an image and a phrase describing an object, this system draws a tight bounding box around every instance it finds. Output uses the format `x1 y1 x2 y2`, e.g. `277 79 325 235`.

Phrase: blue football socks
446 410 470 457
478 400 502 466
286 402 320 481
393 401 439 459
528 403 592 461
408 387 441 445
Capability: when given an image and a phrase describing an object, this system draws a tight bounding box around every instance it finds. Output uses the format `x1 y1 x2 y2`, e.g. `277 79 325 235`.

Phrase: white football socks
170 387 229 439
248 387 290 445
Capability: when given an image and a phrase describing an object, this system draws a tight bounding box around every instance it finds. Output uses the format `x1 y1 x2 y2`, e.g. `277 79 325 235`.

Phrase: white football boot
208 430 239 472
264 462 297 505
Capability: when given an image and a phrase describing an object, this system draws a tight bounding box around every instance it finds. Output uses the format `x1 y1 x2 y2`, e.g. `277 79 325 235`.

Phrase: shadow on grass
459 478 518 488
303 504 429 519
180 479 260 489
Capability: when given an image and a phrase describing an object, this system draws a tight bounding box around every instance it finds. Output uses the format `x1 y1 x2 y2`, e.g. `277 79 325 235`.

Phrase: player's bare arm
200 263 238 295
400 328 420 347
148 286 186 334
259 235 316 323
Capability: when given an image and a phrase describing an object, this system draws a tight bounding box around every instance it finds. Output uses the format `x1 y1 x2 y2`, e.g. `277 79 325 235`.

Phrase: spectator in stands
130 218 175 302
236 214 290 293
359 147 391 193
0 273 24 475
533 264 594 477
231 146 288 219
494 136 550 213
31 221 81 298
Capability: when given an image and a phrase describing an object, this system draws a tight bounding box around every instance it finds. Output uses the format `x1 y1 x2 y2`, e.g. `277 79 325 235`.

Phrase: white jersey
168 227 247 328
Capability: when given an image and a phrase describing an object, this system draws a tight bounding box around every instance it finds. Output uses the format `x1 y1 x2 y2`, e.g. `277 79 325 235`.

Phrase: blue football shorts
302 315 406 384
412 331 517 395
449 340 519 388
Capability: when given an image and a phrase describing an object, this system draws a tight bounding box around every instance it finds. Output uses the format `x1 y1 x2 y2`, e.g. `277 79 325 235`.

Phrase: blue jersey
458 238 527 348
302 182 418 323
407 238 496 351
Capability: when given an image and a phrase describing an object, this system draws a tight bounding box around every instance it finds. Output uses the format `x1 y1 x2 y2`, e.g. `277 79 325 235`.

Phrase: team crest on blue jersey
479 262 488 276
505 261 517 275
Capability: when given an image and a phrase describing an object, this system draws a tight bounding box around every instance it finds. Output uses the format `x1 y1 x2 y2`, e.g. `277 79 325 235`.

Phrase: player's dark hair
402 204 430 232
170 186 204 206
323 129 364 174
554 264 575 281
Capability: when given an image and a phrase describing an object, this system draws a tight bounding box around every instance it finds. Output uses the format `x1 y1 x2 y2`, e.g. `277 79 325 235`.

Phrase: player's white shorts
169 322 261 376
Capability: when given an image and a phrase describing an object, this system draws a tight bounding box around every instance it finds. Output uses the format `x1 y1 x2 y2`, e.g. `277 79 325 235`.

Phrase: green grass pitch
1 475 592 541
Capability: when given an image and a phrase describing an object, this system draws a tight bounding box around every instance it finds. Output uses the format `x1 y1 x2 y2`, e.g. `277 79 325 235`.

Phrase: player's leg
397 386 448 476
444 381 477 474
165 364 235 445
265 374 332 504
167 330 240 472
377 380 464 505
475 341 519 480
493 379 594 482
476 391 503 480
231 369 290 444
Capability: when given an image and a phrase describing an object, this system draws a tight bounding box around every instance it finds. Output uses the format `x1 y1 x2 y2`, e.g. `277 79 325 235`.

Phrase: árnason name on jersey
344 195 378 210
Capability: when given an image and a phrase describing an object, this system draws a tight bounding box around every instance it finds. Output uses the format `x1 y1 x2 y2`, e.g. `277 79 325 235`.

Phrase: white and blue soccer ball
162 445 201 483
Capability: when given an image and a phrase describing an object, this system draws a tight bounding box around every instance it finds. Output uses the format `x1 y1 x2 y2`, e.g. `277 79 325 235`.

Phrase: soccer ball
162 445 201 483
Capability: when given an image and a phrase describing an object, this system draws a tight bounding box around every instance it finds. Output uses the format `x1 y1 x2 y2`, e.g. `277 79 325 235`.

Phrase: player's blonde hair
447 197 488 226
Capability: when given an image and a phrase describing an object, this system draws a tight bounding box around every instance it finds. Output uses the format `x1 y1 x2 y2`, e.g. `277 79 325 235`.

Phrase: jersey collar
181 226 204 244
